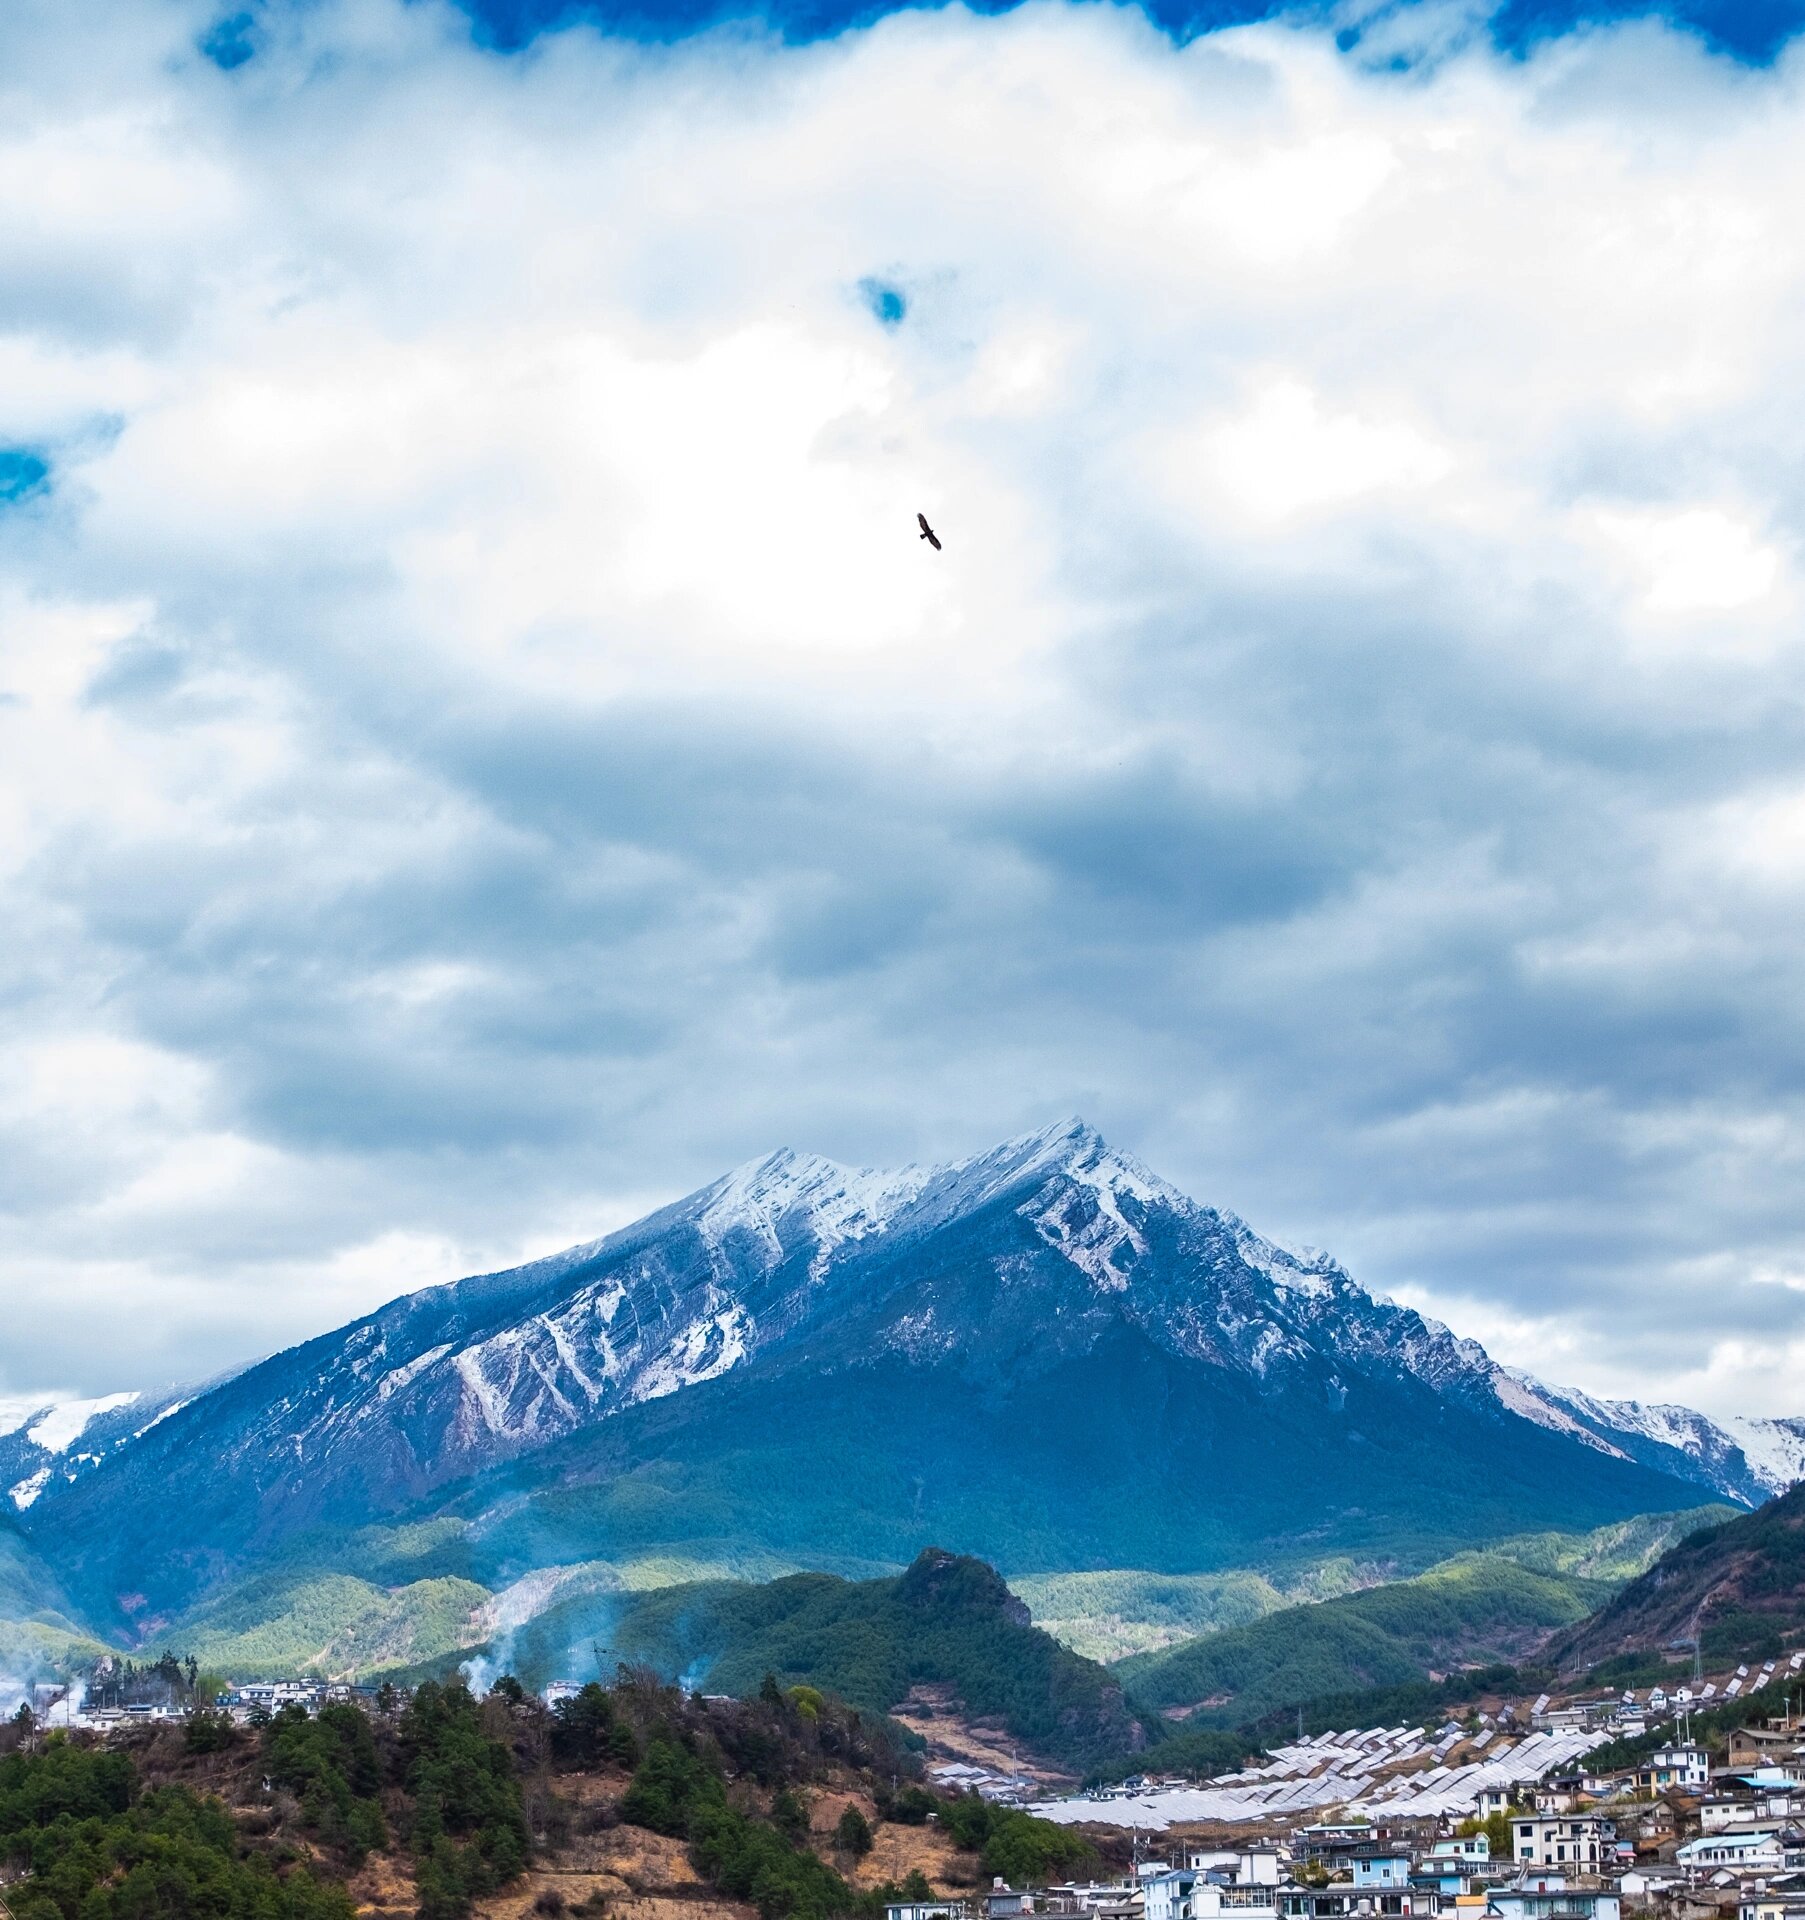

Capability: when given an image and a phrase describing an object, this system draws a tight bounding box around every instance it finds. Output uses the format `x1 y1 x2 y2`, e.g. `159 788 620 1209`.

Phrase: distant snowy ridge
1500 1373 1805 1503
1 1387 193 1511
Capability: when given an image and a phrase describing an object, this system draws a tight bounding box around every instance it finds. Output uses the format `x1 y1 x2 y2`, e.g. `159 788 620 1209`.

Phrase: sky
5 0 1805 1423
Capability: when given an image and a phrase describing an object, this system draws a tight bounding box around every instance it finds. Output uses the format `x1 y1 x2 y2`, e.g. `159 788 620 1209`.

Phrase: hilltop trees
263 1703 388 1864
399 1681 532 1920
548 1682 639 1770
0 1737 353 1920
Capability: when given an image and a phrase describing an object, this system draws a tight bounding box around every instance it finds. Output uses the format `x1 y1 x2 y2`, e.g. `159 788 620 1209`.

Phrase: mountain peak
995 1113 1101 1157
696 1144 933 1275
945 1115 1181 1208
689 1118 1170 1272
17 1118 1805 1625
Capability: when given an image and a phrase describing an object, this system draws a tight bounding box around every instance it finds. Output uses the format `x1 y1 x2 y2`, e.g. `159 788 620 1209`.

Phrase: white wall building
1512 1818 1608 1869
1677 1832 1786 1875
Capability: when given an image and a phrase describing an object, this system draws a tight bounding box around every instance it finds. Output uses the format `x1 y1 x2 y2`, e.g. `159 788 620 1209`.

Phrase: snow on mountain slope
1720 1413 1805 1491
1512 1381 1805 1504
699 1147 933 1280
1 1388 191 1512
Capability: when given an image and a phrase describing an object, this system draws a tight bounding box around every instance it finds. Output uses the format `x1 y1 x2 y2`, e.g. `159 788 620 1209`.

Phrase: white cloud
1196 378 1454 522
1593 504 1782 614
2 0 1805 1418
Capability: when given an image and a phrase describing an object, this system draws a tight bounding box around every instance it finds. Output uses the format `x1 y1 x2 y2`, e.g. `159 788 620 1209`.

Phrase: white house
1426 1841 1490 1866
1278 1887 1413 1920
1193 1888 1282 1920
1046 1886 1143 1914
1704 1792 1805 1833
1147 1873 1283 1920
1511 1819 1608 1870
1676 1832 1786 1876
1186 1850 1282 1888
1145 1872 1197 1920
1487 1892 1619 1920
1738 1877 1805 1920
1633 1746 1710 1795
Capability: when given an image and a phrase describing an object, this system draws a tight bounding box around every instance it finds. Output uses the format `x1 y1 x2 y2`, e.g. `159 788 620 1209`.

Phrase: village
948 1656 1805 1920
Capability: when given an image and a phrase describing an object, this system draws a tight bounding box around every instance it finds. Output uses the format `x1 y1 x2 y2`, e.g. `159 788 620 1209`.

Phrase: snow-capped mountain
12 1120 1798 1627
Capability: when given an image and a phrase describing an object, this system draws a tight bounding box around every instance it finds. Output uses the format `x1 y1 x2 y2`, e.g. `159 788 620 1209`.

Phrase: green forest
1117 1553 1613 1724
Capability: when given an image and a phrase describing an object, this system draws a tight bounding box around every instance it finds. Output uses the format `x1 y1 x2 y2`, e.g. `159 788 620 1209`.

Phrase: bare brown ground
346 1850 420 1916
471 1819 755 1920
799 1781 977 1894
888 1686 1075 1790
336 1756 984 1917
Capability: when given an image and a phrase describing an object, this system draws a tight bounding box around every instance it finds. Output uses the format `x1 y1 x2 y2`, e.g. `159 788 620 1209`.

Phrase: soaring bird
917 512 942 551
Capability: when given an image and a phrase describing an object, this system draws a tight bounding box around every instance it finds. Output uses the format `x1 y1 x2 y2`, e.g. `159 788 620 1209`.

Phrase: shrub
551 1684 639 1771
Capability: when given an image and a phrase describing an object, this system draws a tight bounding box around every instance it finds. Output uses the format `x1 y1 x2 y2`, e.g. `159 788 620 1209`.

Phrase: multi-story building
1487 1891 1619 1920
1632 1745 1710 1795
1279 1884 1413 1920
1511 1817 1609 1870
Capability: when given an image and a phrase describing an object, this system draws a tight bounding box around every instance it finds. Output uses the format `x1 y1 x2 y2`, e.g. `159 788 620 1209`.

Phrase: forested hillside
0 1738 355 1920
1117 1553 1603 1724
0 1512 109 1679
1547 1480 1805 1666
1012 1506 1732 1665
508 1547 1142 1772
0 1680 529 1920
174 1569 491 1679
1013 1567 1325 1663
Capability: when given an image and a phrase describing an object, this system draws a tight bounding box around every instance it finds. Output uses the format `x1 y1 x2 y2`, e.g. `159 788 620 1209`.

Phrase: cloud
1 0 1804 1418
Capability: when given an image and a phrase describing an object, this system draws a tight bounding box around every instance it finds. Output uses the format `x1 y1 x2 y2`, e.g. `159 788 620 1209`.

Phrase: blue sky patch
859 278 908 328
0 449 50 506
450 0 1801 62
201 11 260 69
